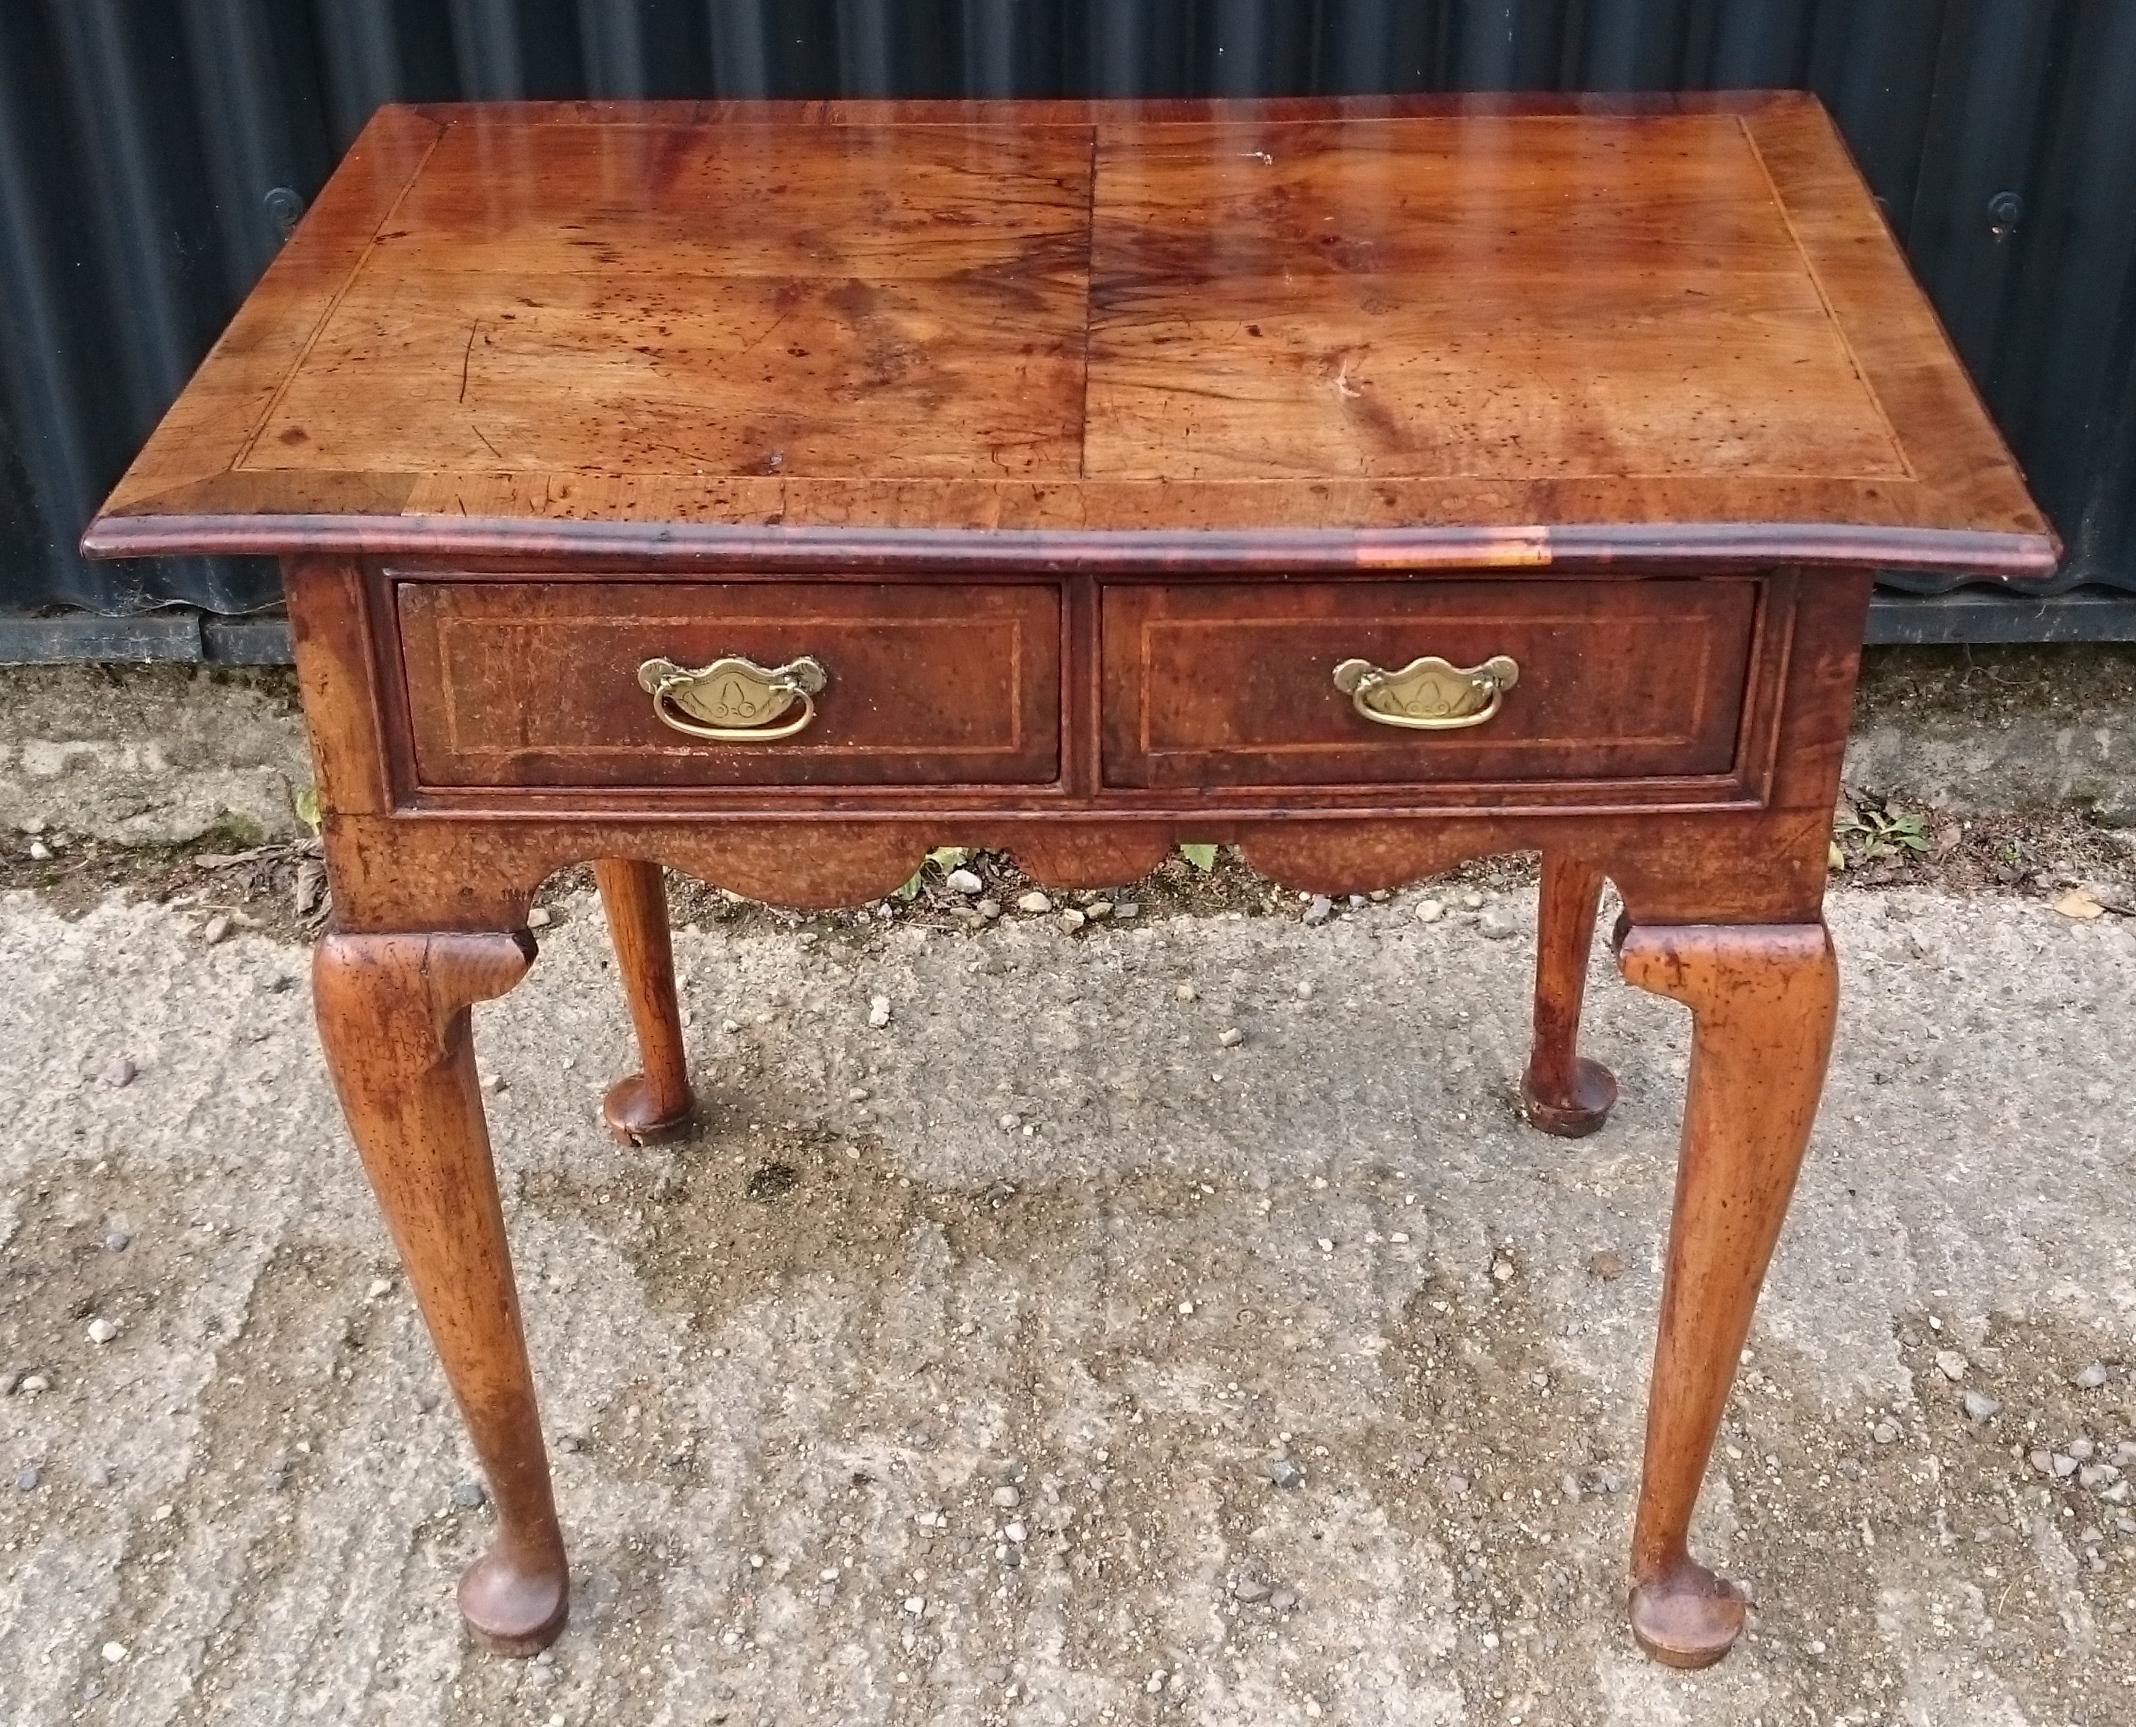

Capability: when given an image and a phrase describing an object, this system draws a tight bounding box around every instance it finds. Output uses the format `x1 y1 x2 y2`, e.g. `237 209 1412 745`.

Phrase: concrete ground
1 874 2133 1726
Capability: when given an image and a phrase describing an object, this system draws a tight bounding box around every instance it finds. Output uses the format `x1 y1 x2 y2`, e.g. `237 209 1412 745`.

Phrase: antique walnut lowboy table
87 95 2054 1667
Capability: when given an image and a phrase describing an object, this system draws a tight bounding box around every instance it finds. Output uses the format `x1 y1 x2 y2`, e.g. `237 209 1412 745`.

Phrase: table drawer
398 579 1060 788
1100 578 1760 790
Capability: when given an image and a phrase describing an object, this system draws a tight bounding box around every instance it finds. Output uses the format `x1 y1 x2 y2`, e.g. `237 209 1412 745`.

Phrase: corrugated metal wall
3 1 2133 646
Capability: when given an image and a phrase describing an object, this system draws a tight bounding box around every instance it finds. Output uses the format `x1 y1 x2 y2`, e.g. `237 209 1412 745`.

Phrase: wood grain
95 106 441 516
593 859 695 1144
379 118 1090 281
1100 578 1758 789
310 929 567 1654
1086 116 1904 484
395 578 1062 788
284 555 393 814
86 95 2057 578
1520 854 1617 1136
1614 920 1839 1668
257 265 1087 482
279 558 1866 939
91 95 2057 1666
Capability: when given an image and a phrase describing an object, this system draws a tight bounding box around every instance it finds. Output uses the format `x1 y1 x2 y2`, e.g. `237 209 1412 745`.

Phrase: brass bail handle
1333 653 1520 731
636 654 828 743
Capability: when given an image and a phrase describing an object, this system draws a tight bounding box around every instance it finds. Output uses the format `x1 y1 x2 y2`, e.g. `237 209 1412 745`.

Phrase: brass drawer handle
1332 653 1520 731
636 654 828 743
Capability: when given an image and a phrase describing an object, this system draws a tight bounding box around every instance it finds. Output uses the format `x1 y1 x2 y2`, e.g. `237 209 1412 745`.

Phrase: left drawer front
398 580 1060 788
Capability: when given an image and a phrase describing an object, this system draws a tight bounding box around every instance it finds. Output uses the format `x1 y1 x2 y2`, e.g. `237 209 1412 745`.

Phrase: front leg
1615 921 1838 1667
312 930 568 1654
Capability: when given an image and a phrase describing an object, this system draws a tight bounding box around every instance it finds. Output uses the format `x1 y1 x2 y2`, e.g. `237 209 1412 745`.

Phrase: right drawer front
1100 577 1761 790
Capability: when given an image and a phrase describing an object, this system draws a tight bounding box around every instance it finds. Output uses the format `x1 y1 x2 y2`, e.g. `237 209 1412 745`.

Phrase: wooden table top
86 94 2055 577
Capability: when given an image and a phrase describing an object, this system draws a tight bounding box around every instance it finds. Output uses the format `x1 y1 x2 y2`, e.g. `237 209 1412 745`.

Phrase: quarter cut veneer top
85 94 2055 576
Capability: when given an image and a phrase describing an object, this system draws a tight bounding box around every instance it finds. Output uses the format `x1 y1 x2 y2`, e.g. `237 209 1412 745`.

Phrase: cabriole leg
312 930 568 1655
1614 920 1838 1667
593 858 696 1144
1520 853 1618 1135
